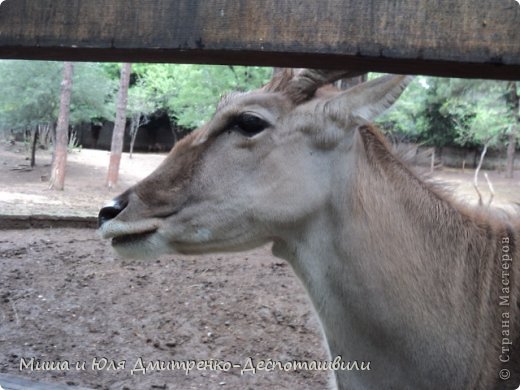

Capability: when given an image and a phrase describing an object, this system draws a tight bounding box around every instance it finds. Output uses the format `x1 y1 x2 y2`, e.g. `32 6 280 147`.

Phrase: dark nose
98 196 128 227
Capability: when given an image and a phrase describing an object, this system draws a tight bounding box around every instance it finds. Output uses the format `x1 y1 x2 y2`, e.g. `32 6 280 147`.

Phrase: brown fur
115 131 212 221
357 124 520 389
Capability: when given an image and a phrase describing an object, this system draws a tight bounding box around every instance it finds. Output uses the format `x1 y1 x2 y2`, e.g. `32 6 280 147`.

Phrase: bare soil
0 141 519 390
0 229 328 390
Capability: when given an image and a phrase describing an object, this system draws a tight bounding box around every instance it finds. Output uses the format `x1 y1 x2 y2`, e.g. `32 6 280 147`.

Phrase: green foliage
127 78 159 119
441 79 513 147
0 60 115 131
0 61 62 129
71 62 117 123
377 75 516 149
99 63 123 80
0 61 269 134
0 60 516 153
135 64 272 128
376 76 428 142
417 78 463 148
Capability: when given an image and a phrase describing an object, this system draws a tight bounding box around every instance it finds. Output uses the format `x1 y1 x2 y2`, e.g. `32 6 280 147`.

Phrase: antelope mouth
99 218 163 242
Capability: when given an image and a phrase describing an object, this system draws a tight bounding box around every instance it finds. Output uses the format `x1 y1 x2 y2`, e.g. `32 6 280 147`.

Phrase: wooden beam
0 0 519 80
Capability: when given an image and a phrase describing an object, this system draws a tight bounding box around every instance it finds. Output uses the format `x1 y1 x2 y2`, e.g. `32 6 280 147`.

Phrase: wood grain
0 0 518 79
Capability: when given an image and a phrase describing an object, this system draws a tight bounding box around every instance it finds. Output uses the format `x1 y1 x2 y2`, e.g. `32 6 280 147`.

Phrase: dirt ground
0 141 519 389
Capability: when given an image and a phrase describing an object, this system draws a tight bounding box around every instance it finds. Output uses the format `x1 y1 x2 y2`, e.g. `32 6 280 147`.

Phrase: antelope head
98 69 411 258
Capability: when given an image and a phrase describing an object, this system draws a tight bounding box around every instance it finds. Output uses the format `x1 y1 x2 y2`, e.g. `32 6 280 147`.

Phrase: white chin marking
112 232 173 259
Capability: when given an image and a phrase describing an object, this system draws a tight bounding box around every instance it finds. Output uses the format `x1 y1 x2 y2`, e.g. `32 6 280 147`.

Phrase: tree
127 80 158 158
505 82 519 178
0 61 62 166
70 62 116 123
378 77 517 167
49 62 74 190
136 64 271 129
0 60 115 166
0 61 62 129
106 63 132 189
28 125 38 168
0 60 115 130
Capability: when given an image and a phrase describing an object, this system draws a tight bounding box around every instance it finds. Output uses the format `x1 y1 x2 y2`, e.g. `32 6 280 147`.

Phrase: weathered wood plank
0 0 519 79
0 373 92 390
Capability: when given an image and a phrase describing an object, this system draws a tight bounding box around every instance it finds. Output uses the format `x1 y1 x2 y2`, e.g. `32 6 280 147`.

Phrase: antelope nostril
98 200 126 227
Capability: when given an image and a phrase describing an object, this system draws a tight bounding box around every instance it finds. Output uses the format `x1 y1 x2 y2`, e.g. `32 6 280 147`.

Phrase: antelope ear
326 75 413 124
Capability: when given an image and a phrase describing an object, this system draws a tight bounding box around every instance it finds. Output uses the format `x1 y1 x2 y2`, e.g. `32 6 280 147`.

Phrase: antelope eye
231 113 270 137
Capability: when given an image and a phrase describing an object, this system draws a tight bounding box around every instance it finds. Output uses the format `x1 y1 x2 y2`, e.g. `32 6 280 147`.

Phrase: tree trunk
129 113 140 159
505 82 519 179
49 62 74 190
50 122 57 166
30 125 39 168
506 129 517 178
473 142 490 206
107 63 132 188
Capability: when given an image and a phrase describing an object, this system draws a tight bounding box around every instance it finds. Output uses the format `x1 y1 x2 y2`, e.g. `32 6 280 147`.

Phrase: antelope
98 69 519 389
